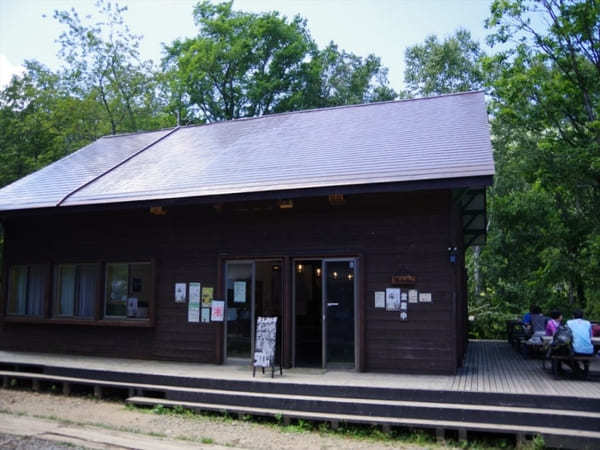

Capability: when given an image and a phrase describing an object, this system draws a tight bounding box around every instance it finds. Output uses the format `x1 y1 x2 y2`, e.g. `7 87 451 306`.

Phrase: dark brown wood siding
0 189 467 373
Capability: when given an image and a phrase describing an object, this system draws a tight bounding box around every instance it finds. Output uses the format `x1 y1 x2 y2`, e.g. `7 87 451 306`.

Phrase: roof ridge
176 90 486 131
56 127 181 206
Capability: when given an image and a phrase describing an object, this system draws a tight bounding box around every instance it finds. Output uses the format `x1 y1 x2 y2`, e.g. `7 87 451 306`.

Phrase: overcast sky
0 0 495 90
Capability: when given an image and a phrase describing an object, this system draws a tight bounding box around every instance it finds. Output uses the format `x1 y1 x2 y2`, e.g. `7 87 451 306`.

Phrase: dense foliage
1 0 598 338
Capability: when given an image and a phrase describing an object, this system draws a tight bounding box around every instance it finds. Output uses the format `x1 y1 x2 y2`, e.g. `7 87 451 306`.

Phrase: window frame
3 260 155 327
6 264 46 317
53 263 98 319
104 261 153 321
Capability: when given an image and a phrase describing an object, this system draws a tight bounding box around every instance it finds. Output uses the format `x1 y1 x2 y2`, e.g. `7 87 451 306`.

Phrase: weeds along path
0 389 435 450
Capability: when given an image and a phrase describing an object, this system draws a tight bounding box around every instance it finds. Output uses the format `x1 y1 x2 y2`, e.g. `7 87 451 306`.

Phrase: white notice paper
188 297 200 322
175 283 187 303
234 281 246 303
374 291 385 308
408 289 418 303
419 292 432 303
211 300 225 321
189 282 201 303
386 288 401 311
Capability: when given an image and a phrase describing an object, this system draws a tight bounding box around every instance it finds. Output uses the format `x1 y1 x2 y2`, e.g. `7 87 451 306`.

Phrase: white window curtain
27 265 44 316
58 265 76 316
78 264 97 317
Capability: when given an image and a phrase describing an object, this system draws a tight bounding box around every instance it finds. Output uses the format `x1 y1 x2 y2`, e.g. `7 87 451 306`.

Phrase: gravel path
0 433 85 450
0 389 445 449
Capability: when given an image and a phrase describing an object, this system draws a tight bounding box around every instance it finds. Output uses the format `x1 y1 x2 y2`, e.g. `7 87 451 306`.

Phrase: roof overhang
453 188 488 248
1 175 493 219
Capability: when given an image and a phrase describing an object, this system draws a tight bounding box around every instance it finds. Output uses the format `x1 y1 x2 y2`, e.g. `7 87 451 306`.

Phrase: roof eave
0 174 493 218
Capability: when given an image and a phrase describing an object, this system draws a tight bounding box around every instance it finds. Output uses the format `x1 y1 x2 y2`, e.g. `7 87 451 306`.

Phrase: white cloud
0 54 25 89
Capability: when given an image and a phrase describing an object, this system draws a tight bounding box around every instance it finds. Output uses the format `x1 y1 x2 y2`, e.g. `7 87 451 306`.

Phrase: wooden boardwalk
1 340 598 398
451 340 600 397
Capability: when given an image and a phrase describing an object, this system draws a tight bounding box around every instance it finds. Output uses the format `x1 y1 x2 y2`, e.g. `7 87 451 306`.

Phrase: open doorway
294 260 322 367
294 258 357 369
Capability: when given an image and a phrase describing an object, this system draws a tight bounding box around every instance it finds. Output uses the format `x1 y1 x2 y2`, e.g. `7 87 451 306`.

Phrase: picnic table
542 336 599 380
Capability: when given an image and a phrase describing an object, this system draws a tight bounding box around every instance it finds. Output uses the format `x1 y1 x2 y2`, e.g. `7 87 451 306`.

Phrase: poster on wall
201 307 210 323
201 287 214 306
408 289 418 303
188 296 200 322
127 297 138 318
400 301 407 311
419 292 432 303
175 283 187 303
385 288 401 311
400 311 408 321
374 291 385 308
401 292 408 301
234 281 246 303
211 300 225 321
189 282 201 303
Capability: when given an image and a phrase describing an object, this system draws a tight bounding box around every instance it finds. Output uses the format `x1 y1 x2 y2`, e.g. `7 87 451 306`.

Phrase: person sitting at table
522 305 535 326
567 310 594 355
546 309 562 336
530 306 546 334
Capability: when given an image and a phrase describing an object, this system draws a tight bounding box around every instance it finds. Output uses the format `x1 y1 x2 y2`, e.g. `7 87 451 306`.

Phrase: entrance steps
1 363 599 449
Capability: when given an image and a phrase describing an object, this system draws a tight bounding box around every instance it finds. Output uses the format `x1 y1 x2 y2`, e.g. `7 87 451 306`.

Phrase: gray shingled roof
0 91 494 212
0 129 172 211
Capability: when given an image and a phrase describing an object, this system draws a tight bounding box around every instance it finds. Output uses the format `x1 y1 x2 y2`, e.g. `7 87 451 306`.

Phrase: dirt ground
0 388 445 449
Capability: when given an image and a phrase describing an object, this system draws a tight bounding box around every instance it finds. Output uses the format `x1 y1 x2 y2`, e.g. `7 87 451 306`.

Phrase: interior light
297 264 304 273
332 271 338 279
149 206 167 215
279 199 294 209
347 272 353 280
315 267 322 277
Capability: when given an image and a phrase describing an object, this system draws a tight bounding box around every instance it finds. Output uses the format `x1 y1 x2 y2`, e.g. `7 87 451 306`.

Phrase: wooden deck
1 340 598 398
452 340 600 397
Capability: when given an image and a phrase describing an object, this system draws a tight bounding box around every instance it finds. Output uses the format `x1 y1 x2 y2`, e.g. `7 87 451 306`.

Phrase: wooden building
0 92 494 374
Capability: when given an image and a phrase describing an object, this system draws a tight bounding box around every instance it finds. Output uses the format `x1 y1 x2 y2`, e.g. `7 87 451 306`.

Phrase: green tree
482 0 600 320
0 61 104 187
53 0 169 134
404 29 485 97
162 1 395 123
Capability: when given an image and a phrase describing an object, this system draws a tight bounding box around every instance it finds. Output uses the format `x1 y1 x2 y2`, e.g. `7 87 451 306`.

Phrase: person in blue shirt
567 309 594 355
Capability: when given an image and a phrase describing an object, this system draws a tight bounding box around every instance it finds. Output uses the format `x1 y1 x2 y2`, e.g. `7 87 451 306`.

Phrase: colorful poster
374 291 385 308
188 296 200 322
385 288 401 311
175 283 187 303
189 282 201 303
419 292 432 303
201 307 210 323
211 300 225 321
234 281 246 303
201 287 214 306
408 289 418 303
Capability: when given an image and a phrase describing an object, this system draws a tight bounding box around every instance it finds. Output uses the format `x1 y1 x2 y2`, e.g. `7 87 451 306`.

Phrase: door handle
327 302 339 307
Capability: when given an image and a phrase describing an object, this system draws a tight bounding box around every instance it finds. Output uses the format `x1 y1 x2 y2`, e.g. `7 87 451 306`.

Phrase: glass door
323 259 356 368
225 261 254 360
225 260 283 362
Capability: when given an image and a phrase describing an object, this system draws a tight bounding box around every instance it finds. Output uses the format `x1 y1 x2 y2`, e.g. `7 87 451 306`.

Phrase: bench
544 354 596 380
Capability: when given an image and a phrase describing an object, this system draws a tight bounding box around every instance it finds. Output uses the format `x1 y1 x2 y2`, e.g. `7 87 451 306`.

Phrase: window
7 265 45 316
105 262 151 319
54 264 97 318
